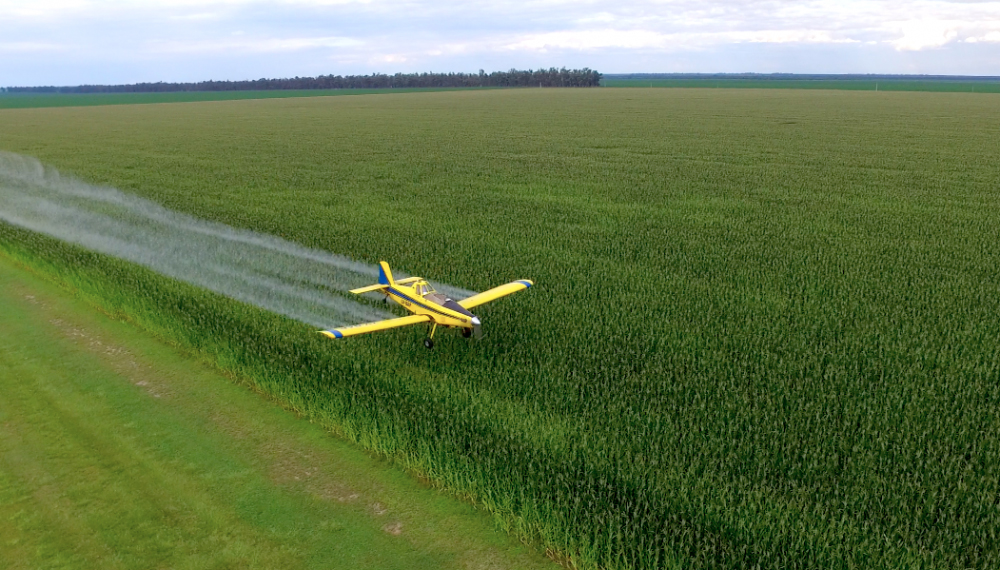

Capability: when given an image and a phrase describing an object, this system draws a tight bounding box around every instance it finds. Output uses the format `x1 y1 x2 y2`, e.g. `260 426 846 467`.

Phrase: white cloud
3 0 1000 83
575 11 619 25
373 53 409 63
889 20 962 50
965 30 1000 42
505 28 859 52
725 30 860 45
506 29 670 51
0 41 68 53
169 12 226 21
0 0 89 18
150 36 362 54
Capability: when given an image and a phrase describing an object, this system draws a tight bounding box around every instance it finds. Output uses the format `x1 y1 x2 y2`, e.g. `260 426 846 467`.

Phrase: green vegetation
0 88 471 109
0 251 554 570
603 77 1000 93
6 68 601 96
2 88 999 569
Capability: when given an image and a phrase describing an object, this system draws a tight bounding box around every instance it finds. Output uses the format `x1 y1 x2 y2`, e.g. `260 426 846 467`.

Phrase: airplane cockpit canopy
415 281 477 319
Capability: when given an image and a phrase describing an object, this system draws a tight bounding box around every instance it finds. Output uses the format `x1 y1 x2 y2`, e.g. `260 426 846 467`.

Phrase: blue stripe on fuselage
516 280 532 288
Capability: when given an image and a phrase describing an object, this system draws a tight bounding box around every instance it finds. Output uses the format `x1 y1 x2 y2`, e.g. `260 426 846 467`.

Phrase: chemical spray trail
0 151 476 329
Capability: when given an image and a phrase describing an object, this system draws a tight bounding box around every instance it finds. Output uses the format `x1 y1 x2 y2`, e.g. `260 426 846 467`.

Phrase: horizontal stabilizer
349 283 389 295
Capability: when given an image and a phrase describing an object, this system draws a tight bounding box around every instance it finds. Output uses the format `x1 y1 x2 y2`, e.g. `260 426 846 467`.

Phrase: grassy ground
2 88 999 568
602 78 1000 92
0 251 555 570
0 88 476 110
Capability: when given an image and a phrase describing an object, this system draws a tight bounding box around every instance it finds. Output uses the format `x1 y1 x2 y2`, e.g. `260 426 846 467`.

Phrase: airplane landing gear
462 328 473 338
424 323 438 350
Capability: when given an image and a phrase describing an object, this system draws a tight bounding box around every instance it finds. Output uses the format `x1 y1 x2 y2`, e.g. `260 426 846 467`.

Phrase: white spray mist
0 151 475 330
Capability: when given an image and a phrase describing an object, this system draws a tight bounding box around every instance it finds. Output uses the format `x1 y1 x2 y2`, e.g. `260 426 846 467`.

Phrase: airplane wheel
423 338 434 350
462 328 473 338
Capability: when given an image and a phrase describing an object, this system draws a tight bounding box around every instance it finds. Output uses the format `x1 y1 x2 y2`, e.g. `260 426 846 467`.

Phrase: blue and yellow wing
320 314 430 339
458 280 533 310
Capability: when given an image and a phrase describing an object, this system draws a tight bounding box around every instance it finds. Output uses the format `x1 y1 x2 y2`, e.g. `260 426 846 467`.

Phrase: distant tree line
6 68 602 93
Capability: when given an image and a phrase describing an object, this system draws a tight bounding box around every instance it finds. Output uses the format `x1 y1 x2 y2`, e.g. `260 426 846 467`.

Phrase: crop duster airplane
320 261 533 349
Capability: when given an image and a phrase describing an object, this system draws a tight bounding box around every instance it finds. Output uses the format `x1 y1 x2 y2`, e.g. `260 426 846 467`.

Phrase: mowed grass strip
0 252 555 570
2 88 1000 568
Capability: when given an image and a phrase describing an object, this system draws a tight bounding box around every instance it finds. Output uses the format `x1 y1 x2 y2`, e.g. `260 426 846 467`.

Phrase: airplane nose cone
471 317 481 326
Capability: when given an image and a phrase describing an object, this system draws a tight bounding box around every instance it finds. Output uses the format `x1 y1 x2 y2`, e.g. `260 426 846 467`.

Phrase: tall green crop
2 88 999 568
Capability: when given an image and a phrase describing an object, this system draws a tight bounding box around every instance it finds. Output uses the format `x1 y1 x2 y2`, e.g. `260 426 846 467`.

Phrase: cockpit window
443 298 475 318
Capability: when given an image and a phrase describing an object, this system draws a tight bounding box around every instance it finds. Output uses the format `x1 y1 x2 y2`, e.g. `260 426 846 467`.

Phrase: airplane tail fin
378 261 396 286
349 261 396 294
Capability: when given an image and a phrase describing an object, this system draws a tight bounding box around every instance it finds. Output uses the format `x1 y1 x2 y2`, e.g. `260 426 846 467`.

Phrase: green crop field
602 78 1000 93
2 88 999 569
0 88 472 109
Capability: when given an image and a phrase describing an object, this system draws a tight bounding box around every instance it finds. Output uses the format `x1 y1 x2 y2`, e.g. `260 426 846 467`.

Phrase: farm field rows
602 78 1000 93
0 87 471 109
2 88 999 568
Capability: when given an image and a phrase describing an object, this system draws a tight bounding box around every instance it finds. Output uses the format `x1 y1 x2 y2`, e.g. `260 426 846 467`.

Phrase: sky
1 0 998 86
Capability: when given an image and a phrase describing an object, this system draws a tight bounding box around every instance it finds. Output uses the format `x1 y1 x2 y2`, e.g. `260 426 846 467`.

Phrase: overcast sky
1 0 998 86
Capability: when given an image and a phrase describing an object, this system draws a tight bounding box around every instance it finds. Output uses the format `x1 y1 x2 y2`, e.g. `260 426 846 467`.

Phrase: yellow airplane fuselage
384 280 479 331
320 261 531 348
